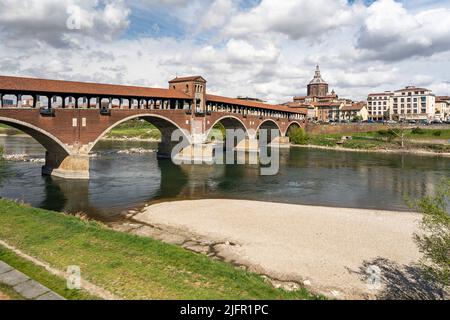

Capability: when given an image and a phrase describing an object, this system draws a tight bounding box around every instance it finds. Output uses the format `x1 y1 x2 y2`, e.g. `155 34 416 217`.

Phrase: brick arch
283 121 303 137
86 113 192 153
0 117 71 156
256 119 282 133
205 115 249 140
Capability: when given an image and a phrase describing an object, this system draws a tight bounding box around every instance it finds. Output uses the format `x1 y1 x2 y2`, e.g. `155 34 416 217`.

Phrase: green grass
0 124 21 136
105 120 161 140
300 128 450 152
0 200 320 300
0 283 24 300
0 246 97 300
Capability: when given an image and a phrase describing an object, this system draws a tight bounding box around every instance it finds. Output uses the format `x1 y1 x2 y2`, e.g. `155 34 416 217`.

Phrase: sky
0 0 449 103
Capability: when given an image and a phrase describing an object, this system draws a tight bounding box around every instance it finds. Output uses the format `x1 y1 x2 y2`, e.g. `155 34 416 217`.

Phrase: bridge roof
0 75 191 99
206 94 303 114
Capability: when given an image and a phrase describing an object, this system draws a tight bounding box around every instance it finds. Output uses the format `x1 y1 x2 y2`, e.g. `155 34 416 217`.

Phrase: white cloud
0 0 130 48
225 0 365 40
356 0 450 61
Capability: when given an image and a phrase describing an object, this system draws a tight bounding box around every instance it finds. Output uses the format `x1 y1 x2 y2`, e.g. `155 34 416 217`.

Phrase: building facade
367 92 393 121
435 96 450 121
367 86 436 122
340 102 369 122
392 86 435 121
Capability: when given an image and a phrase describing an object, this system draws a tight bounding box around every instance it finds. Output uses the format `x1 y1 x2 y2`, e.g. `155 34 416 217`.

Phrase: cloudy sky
0 0 449 103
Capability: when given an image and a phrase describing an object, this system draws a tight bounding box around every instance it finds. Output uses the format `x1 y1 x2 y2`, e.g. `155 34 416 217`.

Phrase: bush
412 127 425 135
412 179 450 288
433 130 442 137
289 127 309 145
377 129 398 142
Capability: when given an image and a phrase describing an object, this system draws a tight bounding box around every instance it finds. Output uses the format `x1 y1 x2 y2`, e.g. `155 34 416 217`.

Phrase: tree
412 179 450 288
388 122 408 148
288 127 309 145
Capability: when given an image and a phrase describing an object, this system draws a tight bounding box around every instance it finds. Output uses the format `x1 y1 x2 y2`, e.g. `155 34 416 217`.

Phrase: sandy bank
291 144 450 157
127 200 423 299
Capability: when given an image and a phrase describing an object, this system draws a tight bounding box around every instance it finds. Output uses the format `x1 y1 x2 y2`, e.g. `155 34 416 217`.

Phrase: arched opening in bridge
206 116 249 150
0 117 72 177
89 115 190 160
257 120 282 146
285 122 306 145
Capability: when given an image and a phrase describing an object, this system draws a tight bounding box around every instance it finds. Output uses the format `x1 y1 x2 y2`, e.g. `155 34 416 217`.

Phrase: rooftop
0 75 191 99
206 94 300 114
168 76 207 83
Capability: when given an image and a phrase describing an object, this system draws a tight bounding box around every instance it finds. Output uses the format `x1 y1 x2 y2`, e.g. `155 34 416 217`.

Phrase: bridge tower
169 76 207 114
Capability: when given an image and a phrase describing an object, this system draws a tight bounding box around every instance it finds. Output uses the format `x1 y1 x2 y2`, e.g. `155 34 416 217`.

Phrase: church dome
309 65 327 85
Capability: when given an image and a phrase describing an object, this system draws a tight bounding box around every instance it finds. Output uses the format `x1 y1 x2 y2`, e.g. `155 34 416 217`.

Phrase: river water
0 135 448 221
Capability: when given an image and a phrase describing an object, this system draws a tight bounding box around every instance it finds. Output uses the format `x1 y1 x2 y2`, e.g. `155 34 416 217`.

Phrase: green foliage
433 130 442 137
289 127 309 145
107 119 161 140
352 115 363 122
412 179 450 287
376 129 398 142
209 123 226 141
412 127 425 135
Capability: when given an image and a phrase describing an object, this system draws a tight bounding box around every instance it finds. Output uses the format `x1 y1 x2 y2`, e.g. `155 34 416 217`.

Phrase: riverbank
0 199 318 300
122 199 424 300
291 143 450 157
291 128 450 156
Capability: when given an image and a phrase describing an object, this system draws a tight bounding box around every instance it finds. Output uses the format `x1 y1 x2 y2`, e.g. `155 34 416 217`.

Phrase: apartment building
367 92 393 121
367 86 436 122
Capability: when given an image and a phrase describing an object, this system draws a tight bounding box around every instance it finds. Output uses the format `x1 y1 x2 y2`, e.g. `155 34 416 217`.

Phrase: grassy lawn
105 120 161 140
302 128 450 152
0 200 320 300
0 245 97 300
0 283 24 300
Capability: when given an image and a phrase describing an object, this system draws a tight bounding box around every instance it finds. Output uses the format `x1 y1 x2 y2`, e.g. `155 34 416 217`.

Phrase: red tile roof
368 92 393 96
394 87 430 93
312 102 342 107
0 75 191 99
206 94 303 114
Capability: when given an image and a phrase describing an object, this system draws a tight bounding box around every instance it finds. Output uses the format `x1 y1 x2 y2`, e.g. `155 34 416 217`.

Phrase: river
0 135 448 221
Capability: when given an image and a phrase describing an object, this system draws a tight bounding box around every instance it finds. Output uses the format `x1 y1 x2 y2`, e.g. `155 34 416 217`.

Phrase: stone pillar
42 152 90 180
271 136 291 149
235 137 259 152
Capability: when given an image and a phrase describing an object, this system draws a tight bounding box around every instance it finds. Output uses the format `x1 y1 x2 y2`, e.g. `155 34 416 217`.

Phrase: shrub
412 127 425 135
289 127 309 145
412 179 450 288
433 130 442 137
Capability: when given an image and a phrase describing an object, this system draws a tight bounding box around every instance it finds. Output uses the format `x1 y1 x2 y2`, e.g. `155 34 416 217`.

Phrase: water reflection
0 136 448 220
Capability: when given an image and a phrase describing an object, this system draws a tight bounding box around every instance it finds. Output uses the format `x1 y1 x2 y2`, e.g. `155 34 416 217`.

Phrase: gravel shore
131 199 423 299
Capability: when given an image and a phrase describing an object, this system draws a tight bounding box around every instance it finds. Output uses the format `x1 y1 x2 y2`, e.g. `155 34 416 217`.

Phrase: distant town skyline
0 0 449 103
